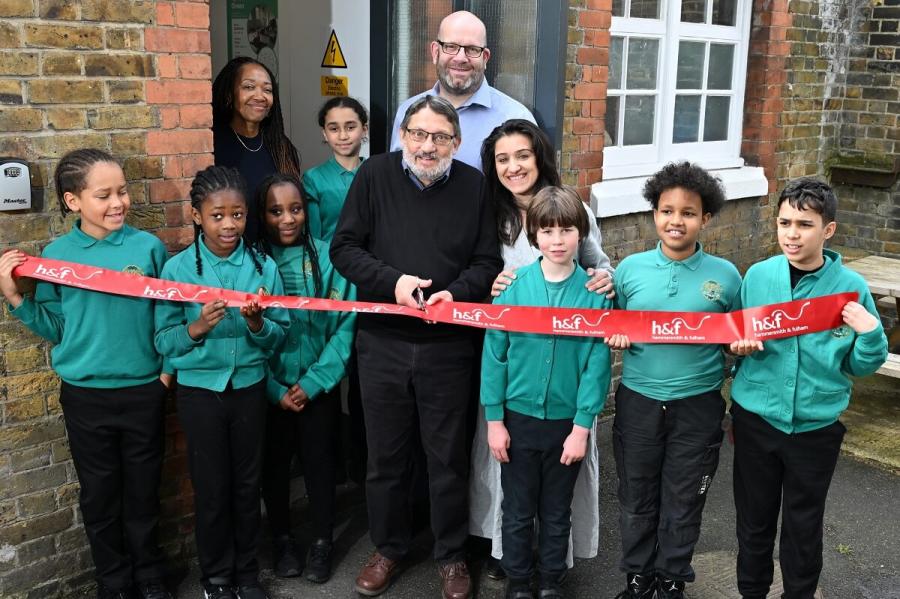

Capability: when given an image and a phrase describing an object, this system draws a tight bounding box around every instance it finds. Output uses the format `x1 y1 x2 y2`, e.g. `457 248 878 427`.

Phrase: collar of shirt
401 158 452 190
70 220 126 248
654 241 705 271
198 235 246 267
430 80 493 111
326 154 364 177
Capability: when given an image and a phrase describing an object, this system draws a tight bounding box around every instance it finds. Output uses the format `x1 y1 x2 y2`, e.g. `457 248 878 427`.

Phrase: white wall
209 0 372 171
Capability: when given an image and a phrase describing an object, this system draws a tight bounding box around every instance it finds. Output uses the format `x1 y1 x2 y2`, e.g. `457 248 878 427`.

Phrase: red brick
577 47 608 65
178 54 210 79
179 104 212 128
155 2 175 26
146 80 211 104
589 100 606 117
149 177 191 203
571 151 603 169
574 83 603 100
157 54 177 78
179 154 214 178
156 225 194 251
586 0 611 9
573 117 603 134
578 10 605 28
160 106 179 129
164 202 193 227
144 28 209 53
175 2 209 29
146 129 213 155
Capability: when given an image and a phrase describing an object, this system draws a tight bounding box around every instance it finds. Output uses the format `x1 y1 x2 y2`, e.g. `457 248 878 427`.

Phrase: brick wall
0 2 211 597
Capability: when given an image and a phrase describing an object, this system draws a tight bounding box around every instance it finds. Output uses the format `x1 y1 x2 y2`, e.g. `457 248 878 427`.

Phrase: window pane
712 0 737 25
625 38 659 90
470 0 538 103
612 0 625 17
707 44 734 90
606 96 621 146
673 95 701 143
681 0 706 22
623 95 655 145
630 0 660 19
703 96 730 141
610 37 624 90
676 41 705 89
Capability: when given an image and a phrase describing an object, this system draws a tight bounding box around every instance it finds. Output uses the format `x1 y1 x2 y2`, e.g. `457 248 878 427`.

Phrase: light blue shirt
390 80 535 172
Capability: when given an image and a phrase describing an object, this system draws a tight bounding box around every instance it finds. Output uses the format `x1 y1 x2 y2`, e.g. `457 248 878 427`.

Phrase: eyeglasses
435 40 486 58
404 128 456 146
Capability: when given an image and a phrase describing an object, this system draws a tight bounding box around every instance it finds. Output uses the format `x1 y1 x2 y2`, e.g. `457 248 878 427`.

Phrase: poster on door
227 0 278 76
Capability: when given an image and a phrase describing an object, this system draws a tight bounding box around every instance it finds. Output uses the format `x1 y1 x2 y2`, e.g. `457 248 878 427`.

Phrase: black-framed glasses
435 39 486 58
403 128 456 146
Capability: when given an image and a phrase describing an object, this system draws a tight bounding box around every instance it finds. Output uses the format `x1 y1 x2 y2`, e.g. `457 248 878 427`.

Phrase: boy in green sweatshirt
729 178 888 599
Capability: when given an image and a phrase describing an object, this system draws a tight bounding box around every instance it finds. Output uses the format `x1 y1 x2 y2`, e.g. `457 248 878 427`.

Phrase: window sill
590 165 769 218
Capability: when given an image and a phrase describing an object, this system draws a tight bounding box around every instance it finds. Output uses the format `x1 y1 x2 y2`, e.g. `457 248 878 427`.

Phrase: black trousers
356 329 473 564
612 384 724 581
177 381 266 586
731 401 844 599
60 380 167 590
262 388 340 540
500 411 582 584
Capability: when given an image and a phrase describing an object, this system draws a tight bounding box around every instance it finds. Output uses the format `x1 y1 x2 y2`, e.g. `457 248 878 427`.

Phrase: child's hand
585 268 615 299
159 372 174 390
279 384 309 412
487 421 510 463
842 301 879 334
491 269 517 297
605 334 631 349
188 299 227 339
0 250 29 307
240 299 264 333
729 339 764 355
561 424 590 466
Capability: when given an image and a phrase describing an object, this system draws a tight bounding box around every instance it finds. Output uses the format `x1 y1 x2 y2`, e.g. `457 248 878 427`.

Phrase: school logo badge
831 324 851 338
701 280 723 302
328 288 341 300
258 286 270 296
122 265 144 276
303 259 313 276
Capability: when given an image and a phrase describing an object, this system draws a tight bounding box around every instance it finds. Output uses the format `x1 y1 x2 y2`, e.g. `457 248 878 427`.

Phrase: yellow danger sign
321 75 349 97
321 30 347 69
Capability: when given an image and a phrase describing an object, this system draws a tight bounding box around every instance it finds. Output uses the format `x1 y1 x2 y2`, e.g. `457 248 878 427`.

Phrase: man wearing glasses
390 10 535 172
331 95 502 599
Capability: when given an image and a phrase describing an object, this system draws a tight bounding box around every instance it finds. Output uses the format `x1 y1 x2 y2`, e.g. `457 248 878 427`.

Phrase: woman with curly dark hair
212 56 301 242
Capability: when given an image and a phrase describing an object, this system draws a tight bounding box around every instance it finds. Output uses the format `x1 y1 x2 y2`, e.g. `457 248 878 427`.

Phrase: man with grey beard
331 95 502 599
390 10 534 172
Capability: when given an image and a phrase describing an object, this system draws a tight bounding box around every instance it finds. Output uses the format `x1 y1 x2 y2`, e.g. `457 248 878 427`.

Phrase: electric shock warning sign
321 30 348 68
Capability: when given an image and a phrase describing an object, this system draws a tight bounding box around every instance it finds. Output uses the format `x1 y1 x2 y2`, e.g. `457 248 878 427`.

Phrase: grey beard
438 66 483 96
403 148 453 183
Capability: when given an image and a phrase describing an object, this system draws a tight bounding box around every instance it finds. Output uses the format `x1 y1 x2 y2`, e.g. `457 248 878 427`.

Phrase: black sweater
330 151 502 338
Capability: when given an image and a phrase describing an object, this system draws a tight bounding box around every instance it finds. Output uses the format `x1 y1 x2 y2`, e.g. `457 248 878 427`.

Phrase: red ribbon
14 256 856 344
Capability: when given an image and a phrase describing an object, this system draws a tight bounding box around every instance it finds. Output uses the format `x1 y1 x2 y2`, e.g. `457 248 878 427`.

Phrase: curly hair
255 173 323 297
481 119 560 245
212 57 301 178
778 177 837 223
189 165 263 277
54 148 119 214
642 161 726 215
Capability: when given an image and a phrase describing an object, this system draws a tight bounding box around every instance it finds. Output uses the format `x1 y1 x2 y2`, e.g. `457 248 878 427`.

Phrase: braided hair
54 148 119 214
255 173 323 297
212 57 301 178
189 165 264 277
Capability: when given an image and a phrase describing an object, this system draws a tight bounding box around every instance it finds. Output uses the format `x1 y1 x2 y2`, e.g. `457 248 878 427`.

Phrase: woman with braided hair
212 57 301 243
154 165 290 599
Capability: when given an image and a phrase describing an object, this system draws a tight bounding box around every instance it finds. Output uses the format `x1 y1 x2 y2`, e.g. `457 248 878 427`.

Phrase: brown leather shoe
438 561 472 599
355 552 398 596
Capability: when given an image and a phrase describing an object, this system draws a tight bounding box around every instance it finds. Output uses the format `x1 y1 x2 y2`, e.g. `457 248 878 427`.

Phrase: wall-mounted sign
321 30 347 68
228 0 279 76
321 75 349 97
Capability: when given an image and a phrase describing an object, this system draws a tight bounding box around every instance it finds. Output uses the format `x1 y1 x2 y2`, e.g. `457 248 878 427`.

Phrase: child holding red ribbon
0 149 174 599
255 173 356 583
727 178 887 599
606 162 742 599
481 186 612 599
154 166 289 599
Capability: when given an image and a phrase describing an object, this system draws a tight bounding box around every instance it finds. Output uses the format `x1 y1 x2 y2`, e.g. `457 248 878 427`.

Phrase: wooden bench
876 353 900 379
844 255 900 379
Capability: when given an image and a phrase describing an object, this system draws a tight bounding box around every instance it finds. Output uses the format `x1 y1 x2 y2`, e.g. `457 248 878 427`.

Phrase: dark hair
400 95 461 139
255 173 323 297
189 165 263 277
525 186 590 248
642 161 726 215
481 120 560 245
212 57 301 178
778 177 837 223
54 148 119 214
317 96 369 128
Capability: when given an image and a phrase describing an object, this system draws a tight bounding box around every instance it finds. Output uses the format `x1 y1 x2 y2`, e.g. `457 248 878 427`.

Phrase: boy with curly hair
607 162 742 599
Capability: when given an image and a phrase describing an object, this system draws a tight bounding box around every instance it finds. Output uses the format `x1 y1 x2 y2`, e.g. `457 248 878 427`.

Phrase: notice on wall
321 30 348 68
321 75 349 97
228 0 279 76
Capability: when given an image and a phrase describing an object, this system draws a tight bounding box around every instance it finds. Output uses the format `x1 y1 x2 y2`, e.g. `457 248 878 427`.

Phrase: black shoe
656 577 686 599
485 556 507 581
538 587 563 599
272 534 302 578
305 537 333 583
98 585 134 599
614 572 656 599
202 584 235 599
506 579 534 599
234 583 269 599
136 580 173 599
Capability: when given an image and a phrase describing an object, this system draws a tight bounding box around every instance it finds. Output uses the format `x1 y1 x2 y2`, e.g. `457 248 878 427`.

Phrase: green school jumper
302 156 363 242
